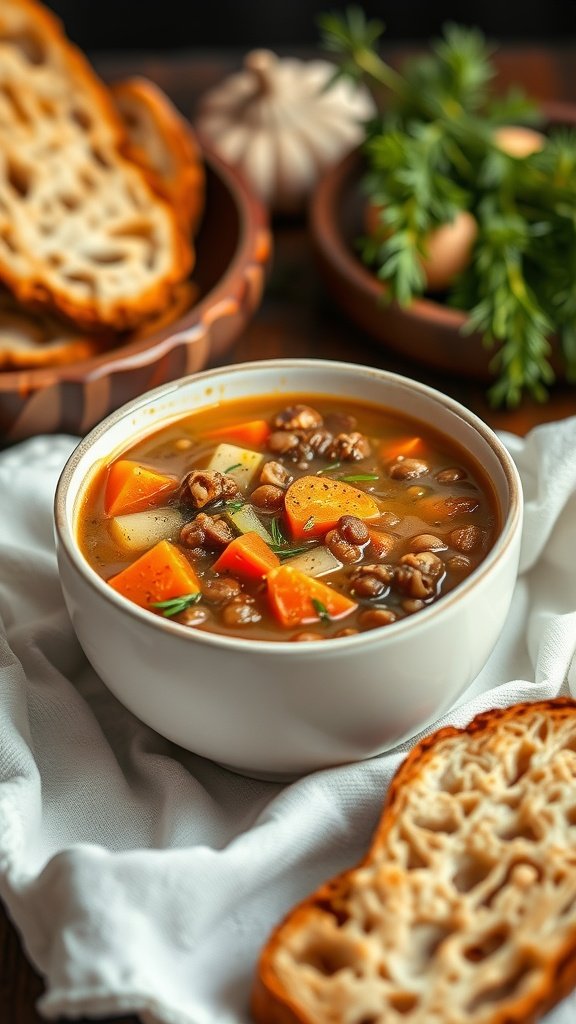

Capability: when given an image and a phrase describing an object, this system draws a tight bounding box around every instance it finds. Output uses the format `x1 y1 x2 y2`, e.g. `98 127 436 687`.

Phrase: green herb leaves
269 515 314 559
317 463 379 484
151 593 201 618
338 473 379 483
319 9 576 406
311 597 331 622
224 498 246 513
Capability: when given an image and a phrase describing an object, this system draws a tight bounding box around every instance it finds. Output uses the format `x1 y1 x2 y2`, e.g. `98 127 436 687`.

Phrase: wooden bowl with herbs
311 13 576 408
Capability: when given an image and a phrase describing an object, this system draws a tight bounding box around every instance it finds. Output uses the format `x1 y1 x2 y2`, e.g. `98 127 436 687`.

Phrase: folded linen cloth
1 419 576 1024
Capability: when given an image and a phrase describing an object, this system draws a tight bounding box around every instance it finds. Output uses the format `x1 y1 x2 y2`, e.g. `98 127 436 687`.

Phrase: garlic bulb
195 49 376 215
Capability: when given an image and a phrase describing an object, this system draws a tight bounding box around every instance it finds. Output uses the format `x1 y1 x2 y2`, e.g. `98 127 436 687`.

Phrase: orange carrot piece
107 539 201 609
380 436 423 461
284 475 380 541
205 419 271 447
266 565 357 628
212 531 280 580
104 460 179 517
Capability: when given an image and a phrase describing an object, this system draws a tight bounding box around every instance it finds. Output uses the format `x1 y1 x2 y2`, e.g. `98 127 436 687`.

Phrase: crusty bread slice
0 0 192 331
252 698 576 1024
112 76 206 237
0 280 198 370
0 286 112 366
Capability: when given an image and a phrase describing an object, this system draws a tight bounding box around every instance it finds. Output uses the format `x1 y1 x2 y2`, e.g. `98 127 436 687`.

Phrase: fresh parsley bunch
319 8 576 406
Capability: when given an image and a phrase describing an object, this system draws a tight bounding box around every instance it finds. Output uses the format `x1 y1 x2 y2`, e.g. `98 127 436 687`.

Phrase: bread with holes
112 76 205 237
252 698 576 1024
0 0 192 331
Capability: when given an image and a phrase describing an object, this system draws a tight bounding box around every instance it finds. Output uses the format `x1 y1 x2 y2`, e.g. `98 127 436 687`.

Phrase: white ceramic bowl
54 359 523 779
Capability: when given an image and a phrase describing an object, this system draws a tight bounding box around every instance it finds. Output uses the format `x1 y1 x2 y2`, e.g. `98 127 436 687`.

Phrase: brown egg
492 125 546 157
365 201 478 293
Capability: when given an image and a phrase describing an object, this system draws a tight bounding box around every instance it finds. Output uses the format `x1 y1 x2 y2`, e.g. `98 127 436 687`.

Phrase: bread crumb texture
0 0 192 331
254 699 576 1024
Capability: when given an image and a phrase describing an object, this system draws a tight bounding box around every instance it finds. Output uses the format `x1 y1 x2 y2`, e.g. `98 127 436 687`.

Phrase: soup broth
77 393 499 642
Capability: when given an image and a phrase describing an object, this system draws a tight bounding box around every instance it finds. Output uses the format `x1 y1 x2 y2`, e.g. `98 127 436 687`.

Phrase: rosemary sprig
269 515 314 559
311 597 331 622
338 472 379 482
276 546 313 560
318 7 405 101
224 498 245 513
270 516 286 548
151 593 202 618
318 9 576 407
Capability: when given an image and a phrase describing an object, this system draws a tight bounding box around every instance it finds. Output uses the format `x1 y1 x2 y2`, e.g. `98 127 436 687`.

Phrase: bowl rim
0 145 268 393
54 357 523 655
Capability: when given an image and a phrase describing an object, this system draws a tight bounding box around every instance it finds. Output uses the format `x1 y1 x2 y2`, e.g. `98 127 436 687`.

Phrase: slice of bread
0 0 192 332
0 286 113 366
112 76 206 237
252 698 576 1024
0 279 198 370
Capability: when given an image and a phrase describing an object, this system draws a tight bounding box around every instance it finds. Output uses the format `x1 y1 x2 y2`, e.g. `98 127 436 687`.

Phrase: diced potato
282 545 342 578
206 442 263 489
226 503 274 544
109 507 184 553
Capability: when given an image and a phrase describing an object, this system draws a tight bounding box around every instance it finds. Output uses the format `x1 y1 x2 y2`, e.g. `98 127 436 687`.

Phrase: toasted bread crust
0 280 197 369
0 0 192 331
252 699 576 1024
112 76 206 236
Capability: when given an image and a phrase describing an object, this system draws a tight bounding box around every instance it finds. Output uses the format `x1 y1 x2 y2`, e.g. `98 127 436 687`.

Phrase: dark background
43 1 576 51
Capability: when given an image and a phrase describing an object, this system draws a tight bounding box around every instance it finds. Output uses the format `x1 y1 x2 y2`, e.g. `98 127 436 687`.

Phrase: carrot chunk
266 565 357 628
380 436 423 461
107 539 200 609
212 531 280 580
205 419 271 447
284 475 380 540
104 460 179 517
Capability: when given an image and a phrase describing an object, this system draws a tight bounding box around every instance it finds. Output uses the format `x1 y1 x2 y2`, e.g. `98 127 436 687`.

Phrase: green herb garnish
338 473 380 482
317 462 342 474
277 545 314 560
311 597 331 622
269 515 314 559
303 516 316 532
270 516 286 547
319 9 576 407
151 593 201 618
224 498 246 513
224 463 242 473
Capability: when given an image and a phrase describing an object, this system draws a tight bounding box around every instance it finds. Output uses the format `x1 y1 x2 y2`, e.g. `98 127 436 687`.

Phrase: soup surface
78 393 499 642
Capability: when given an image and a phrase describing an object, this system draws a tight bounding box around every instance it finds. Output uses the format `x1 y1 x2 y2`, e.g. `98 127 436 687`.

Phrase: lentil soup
77 393 499 642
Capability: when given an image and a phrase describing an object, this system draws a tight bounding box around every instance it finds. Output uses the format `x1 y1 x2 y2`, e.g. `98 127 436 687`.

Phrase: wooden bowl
0 147 271 443
309 102 576 384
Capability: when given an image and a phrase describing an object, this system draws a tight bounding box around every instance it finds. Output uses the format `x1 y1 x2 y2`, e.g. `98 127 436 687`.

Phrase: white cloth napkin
1 418 576 1024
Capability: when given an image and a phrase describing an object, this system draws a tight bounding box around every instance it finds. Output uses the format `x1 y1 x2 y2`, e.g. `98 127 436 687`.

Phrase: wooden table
3 42 576 1023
